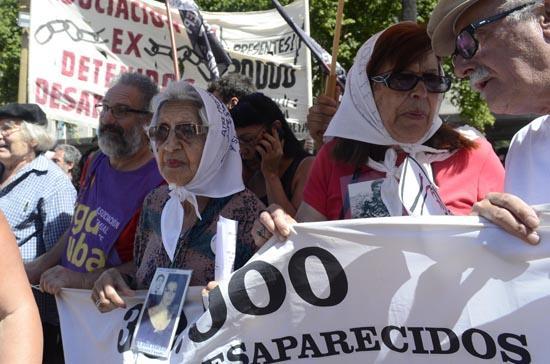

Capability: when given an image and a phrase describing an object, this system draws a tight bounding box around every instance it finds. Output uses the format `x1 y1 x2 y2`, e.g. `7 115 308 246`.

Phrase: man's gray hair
150 81 208 127
502 0 543 23
55 143 82 165
112 72 159 110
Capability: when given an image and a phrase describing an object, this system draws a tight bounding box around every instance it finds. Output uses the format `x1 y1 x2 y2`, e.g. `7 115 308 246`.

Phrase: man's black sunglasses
454 2 535 60
369 72 452 93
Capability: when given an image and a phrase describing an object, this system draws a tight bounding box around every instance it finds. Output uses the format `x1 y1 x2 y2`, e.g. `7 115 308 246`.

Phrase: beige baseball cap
428 0 481 56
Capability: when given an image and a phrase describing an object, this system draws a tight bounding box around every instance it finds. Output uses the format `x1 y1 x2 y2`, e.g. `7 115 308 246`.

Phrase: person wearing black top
231 93 314 217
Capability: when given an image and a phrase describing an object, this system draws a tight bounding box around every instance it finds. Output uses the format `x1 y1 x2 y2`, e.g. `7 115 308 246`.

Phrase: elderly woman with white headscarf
254 21 504 244
91 81 264 311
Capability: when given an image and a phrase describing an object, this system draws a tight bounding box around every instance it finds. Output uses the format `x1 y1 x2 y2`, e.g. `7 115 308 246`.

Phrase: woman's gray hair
12 120 56 153
149 81 208 127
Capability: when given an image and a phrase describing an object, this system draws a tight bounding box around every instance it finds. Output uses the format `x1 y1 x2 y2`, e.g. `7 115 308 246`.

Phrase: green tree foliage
0 0 21 103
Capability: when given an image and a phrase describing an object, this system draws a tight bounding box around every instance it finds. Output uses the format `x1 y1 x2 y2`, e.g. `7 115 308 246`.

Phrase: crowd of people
1 0 549 362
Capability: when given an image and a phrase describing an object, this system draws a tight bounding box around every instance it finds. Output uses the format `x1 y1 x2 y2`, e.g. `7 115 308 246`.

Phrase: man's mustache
99 124 124 136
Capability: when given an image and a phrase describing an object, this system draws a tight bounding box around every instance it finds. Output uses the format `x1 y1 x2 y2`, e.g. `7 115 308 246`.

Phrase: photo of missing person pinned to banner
132 268 192 359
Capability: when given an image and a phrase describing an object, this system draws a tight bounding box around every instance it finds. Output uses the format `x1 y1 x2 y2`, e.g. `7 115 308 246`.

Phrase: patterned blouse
134 185 264 287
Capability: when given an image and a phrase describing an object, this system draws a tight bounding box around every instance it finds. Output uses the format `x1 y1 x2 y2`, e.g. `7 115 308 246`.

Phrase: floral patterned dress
134 185 264 287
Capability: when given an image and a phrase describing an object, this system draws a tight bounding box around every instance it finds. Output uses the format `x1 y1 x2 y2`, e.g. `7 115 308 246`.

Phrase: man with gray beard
428 0 550 245
25 73 164 362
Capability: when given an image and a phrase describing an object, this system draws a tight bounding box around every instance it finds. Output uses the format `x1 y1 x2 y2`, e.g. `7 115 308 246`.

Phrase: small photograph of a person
133 272 189 358
150 273 166 295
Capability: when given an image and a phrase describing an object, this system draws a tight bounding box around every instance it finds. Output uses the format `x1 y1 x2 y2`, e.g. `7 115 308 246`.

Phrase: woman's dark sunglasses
369 72 452 93
148 123 208 144
454 2 535 60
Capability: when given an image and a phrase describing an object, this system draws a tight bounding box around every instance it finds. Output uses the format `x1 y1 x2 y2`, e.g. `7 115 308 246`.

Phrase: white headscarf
149 81 244 260
325 22 455 216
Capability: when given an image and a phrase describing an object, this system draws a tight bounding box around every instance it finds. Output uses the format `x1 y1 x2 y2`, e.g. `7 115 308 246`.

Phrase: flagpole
164 0 180 79
324 0 345 99
18 0 30 103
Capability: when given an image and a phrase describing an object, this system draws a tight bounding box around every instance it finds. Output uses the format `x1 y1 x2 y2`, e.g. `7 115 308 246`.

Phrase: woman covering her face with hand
254 22 504 244
91 81 264 312
231 93 314 217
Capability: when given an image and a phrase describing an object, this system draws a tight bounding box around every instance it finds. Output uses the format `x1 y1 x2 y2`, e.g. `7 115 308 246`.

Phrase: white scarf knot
161 185 202 262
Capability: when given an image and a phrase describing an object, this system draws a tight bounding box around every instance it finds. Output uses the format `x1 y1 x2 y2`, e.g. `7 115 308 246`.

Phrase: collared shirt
0 154 76 324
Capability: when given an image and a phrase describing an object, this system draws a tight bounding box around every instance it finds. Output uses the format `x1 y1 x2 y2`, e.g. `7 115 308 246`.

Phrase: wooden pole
18 0 30 103
324 0 345 99
165 0 180 79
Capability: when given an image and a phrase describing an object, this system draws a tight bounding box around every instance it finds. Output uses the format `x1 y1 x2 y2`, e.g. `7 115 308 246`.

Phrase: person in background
306 90 341 152
231 93 314 217
428 0 549 244
253 22 504 244
91 81 263 312
24 73 164 361
207 73 256 110
52 144 82 183
76 137 98 191
0 102 76 363
0 211 42 364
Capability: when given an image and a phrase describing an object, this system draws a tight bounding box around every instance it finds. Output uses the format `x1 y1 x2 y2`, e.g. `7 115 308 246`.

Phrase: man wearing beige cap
428 0 549 245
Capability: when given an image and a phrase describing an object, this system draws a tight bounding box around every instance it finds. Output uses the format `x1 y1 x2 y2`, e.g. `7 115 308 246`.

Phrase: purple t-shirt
62 153 164 272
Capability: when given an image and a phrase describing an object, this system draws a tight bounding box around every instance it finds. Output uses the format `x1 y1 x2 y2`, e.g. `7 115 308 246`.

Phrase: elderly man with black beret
0 102 76 363
428 0 550 245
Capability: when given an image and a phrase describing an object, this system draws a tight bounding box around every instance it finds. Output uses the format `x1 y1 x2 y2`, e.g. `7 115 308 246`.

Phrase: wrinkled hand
307 95 339 148
257 127 284 178
472 192 540 245
40 265 84 295
252 204 297 247
91 268 135 313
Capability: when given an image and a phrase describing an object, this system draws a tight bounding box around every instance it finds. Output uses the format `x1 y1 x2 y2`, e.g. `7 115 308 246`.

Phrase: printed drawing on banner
399 156 452 216
131 268 192 359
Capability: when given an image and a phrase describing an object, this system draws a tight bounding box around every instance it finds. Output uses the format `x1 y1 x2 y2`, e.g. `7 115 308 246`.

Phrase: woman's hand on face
252 204 296 247
91 268 135 313
256 127 284 179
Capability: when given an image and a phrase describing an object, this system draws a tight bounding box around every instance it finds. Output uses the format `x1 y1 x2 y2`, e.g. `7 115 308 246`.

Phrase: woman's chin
161 171 193 186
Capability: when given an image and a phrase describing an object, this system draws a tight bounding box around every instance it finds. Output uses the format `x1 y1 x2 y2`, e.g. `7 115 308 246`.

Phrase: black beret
0 103 48 125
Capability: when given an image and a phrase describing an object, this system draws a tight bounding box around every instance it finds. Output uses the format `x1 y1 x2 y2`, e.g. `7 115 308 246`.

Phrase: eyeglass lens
149 124 206 144
456 31 477 59
454 2 535 60
388 73 450 93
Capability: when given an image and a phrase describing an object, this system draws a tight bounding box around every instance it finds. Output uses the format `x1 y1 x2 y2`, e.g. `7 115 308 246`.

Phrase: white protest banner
57 287 205 363
28 0 311 137
58 215 550 363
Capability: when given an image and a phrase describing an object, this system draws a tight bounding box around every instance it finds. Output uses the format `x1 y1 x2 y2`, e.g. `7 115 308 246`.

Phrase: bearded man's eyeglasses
454 2 535 60
95 103 150 119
